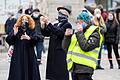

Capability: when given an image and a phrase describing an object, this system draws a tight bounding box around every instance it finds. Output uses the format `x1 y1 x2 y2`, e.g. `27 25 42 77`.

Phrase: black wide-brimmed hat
57 5 72 14
32 8 40 12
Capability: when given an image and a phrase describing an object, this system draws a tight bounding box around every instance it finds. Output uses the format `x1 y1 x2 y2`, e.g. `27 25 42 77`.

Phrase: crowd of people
4 3 120 80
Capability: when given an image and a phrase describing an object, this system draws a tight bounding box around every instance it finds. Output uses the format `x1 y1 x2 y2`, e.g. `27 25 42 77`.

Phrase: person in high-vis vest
62 10 103 80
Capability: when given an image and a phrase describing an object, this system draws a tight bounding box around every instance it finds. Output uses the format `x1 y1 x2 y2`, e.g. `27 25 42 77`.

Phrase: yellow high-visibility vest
67 25 103 71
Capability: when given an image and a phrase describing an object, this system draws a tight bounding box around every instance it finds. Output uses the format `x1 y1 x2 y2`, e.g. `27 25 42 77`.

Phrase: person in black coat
40 6 72 80
5 13 17 35
104 12 120 69
6 15 41 80
31 8 44 65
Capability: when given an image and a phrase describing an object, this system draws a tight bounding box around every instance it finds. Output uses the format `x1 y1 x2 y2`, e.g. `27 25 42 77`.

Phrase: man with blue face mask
62 11 103 80
31 9 44 65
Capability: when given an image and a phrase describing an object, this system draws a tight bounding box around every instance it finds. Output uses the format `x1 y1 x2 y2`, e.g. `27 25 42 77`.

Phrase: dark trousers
72 73 93 80
97 43 107 66
106 43 120 67
36 42 44 59
97 43 103 66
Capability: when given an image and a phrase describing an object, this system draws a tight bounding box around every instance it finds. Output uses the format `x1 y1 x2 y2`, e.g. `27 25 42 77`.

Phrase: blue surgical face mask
81 23 87 29
33 13 39 18
58 12 68 22
16 13 22 19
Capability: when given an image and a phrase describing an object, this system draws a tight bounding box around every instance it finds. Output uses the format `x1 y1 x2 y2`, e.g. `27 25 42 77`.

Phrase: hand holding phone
76 20 87 32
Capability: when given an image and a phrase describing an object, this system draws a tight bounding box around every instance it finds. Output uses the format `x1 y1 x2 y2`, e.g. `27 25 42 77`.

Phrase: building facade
37 0 84 22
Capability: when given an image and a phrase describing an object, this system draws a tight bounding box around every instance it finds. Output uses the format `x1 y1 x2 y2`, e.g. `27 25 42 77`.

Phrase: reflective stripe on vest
76 44 99 53
67 51 97 70
67 25 103 71
67 51 97 63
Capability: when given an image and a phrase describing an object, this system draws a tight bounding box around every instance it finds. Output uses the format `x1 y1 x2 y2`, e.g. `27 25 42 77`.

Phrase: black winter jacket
5 17 17 34
104 20 119 44
42 20 72 80
32 15 44 42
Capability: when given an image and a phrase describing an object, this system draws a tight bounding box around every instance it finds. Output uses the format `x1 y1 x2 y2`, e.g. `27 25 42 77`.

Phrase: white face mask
95 14 101 18
108 15 113 20
33 13 39 18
